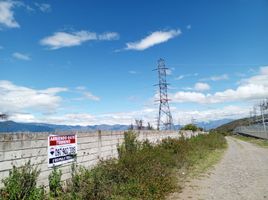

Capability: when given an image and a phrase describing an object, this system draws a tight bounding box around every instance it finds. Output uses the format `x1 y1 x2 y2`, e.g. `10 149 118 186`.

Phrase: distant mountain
213 117 251 134
197 119 234 130
0 119 234 133
0 121 130 133
175 119 234 131
0 121 54 132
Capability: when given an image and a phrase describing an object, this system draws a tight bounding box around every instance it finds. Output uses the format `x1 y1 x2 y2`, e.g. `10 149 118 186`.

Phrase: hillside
198 119 233 130
0 119 233 133
213 117 251 134
0 121 129 133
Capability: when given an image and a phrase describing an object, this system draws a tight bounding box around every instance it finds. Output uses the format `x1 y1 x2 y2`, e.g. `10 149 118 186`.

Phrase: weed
48 166 63 198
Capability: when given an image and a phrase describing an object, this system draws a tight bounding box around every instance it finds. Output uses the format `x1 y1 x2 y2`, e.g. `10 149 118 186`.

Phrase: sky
0 0 268 126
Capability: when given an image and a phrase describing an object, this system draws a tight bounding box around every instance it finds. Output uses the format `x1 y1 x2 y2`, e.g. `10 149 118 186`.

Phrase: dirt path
169 137 268 200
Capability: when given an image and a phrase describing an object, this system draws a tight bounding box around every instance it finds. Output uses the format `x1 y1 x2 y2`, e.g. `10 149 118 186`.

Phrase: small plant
117 131 140 158
48 166 63 198
0 161 45 200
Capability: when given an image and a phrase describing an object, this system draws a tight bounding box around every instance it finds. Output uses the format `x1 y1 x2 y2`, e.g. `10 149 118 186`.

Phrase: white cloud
34 3 51 13
40 30 119 49
174 105 249 125
95 108 157 125
172 66 268 104
83 91 100 101
9 113 36 123
186 24 191 30
0 80 67 113
12 52 31 61
1 80 251 126
172 92 207 103
166 68 173 75
175 75 185 80
129 70 137 74
125 29 181 51
211 74 229 81
8 108 157 126
41 113 96 126
98 32 119 40
175 73 198 80
0 1 19 28
201 74 229 81
194 82 210 91
74 86 100 101
40 31 97 50
8 105 249 126
75 86 87 91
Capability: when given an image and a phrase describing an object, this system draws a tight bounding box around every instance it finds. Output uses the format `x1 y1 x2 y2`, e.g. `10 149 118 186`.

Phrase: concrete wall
0 130 187 187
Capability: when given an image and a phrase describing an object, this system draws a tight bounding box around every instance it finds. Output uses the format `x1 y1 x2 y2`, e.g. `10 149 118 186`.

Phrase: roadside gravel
169 137 268 200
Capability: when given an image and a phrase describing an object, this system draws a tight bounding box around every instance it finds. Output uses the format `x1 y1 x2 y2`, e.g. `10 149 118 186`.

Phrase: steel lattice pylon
154 58 174 130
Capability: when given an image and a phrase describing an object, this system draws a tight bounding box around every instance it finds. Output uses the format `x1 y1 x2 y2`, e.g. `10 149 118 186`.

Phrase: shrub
0 161 45 200
181 124 199 131
48 167 63 198
117 131 141 158
60 131 226 199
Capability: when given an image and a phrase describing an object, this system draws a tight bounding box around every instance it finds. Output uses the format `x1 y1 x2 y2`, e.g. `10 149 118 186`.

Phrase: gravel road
169 137 268 200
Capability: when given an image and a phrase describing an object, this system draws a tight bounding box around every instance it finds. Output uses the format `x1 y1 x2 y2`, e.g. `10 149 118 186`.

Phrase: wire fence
234 124 268 140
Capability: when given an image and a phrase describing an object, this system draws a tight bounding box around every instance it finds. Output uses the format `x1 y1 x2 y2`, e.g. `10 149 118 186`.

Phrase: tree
128 123 134 130
0 113 8 121
135 119 144 130
146 122 153 130
181 124 198 131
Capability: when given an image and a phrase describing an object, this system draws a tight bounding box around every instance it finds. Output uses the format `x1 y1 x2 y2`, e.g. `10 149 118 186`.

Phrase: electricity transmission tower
154 58 174 130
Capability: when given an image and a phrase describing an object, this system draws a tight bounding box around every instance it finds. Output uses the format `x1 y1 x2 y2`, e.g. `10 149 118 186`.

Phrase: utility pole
154 58 174 130
253 105 257 124
264 99 268 124
249 111 253 125
260 101 266 134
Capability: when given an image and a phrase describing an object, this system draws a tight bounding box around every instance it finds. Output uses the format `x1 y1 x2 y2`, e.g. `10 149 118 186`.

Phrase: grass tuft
233 134 268 148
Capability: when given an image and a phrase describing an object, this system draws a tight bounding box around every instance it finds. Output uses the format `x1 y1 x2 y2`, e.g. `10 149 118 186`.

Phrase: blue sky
0 0 268 126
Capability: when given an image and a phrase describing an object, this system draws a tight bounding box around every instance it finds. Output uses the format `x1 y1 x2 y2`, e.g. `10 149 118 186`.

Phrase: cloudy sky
0 0 268 126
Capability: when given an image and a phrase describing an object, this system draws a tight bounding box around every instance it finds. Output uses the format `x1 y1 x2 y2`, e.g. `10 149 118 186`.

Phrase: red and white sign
48 134 77 168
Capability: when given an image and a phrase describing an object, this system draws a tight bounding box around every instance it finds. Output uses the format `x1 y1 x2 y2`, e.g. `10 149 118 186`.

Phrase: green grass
188 148 226 178
233 134 268 148
62 132 227 200
185 133 227 179
0 132 227 200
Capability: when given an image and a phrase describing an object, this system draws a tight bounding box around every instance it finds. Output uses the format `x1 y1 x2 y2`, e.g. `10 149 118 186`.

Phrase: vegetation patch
212 117 251 135
0 131 227 200
0 161 45 200
233 134 268 148
180 123 203 131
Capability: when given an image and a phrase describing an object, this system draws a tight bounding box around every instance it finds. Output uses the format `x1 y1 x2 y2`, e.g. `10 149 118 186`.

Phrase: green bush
181 124 199 131
117 131 141 158
0 161 45 200
48 167 63 198
60 132 226 199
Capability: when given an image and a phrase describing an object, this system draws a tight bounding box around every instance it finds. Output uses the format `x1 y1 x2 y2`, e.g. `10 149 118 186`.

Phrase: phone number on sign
54 146 76 157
